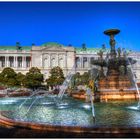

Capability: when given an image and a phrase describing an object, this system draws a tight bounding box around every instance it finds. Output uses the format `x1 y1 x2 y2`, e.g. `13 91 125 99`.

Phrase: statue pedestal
98 69 137 101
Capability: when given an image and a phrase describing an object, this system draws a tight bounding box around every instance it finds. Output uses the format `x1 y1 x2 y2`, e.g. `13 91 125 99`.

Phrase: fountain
91 29 137 101
0 29 140 138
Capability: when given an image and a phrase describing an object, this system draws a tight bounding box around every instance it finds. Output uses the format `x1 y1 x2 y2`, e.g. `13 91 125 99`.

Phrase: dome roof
42 42 64 47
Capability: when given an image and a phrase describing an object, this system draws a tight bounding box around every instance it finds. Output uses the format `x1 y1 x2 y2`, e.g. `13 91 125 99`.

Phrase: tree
72 72 90 87
46 66 65 87
80 72 90 85
1 67 17 87
23 67 44 90
73 72 81 86
0 73 4 86
28 67 41 74
16 72 25 87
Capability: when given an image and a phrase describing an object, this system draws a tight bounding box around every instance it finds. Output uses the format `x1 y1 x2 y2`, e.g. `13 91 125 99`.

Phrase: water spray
57 64 76 100
85 87 95 123
124 49 140 108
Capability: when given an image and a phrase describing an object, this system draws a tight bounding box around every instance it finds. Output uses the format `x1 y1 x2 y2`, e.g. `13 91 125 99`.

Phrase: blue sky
0 2 140 51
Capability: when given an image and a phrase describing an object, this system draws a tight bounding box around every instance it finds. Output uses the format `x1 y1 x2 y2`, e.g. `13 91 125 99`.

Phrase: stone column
88 57 90 68
42 55 44 68
22 56 26 68
4 56 6 67
14 56 15 68
5 56 8 67
50 54 52 68
0 57 2 68
21 56 24 68
57 53 59 66
48 54 51 67
30 56 31 68
80 57 83 68
65 52 67 68
25 56 27 68
16 56 18 68
14 56 17 68
7 56 9 67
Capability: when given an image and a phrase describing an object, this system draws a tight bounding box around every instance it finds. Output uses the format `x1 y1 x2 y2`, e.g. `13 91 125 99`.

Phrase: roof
75 47 110 53
0 42 135 53
41 42 64 47
0 46 31 51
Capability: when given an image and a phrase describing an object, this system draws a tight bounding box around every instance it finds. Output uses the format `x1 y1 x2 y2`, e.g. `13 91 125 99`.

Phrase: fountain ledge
1 111 140 137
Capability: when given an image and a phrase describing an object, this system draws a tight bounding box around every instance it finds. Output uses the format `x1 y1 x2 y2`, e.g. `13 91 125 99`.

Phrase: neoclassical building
0 42 140 82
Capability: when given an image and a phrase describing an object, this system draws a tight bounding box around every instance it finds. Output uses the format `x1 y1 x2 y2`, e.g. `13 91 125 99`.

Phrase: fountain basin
0 96 140 137
104 29 120 36
1 111 140 138
0 97 140 126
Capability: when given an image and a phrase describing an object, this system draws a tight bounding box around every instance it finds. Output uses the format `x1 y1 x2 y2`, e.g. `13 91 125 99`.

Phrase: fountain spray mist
124 50 140 108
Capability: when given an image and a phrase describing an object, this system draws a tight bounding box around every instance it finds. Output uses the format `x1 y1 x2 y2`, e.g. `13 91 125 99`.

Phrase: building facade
0 42 140 82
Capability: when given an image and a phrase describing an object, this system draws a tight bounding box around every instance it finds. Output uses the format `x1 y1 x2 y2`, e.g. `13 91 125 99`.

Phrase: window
9 57 14 67
59 58 63 68
51 58 56 67
44 57 49 68
76 57 80 68
17 57 22 68
0 57 5 67
26 57 31 68
83 57 88 68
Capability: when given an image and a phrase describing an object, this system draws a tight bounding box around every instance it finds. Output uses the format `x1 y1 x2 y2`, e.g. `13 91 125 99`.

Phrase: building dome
42 42 64 47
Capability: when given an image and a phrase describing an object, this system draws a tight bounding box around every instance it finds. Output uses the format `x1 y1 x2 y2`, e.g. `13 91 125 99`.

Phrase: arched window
59 58 63 68
83 57 88 68
76 57 80 68
51 58 56 67
44 57 49 68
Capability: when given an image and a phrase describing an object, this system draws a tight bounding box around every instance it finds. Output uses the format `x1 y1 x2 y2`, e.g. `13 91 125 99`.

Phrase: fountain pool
0 95 140 128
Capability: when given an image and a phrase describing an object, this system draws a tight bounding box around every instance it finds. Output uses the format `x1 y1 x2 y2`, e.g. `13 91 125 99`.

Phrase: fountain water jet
22 97 39 119
57 64 76 100
15 90 48 119
85 87 95 122
18 89 48 110
123 50 140 109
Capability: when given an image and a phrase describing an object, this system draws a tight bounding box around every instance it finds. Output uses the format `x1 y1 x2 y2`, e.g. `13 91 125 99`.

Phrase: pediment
41 46 66 52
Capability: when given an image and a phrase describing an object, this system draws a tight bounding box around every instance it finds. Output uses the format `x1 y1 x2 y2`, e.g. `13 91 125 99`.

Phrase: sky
0 2 140 51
